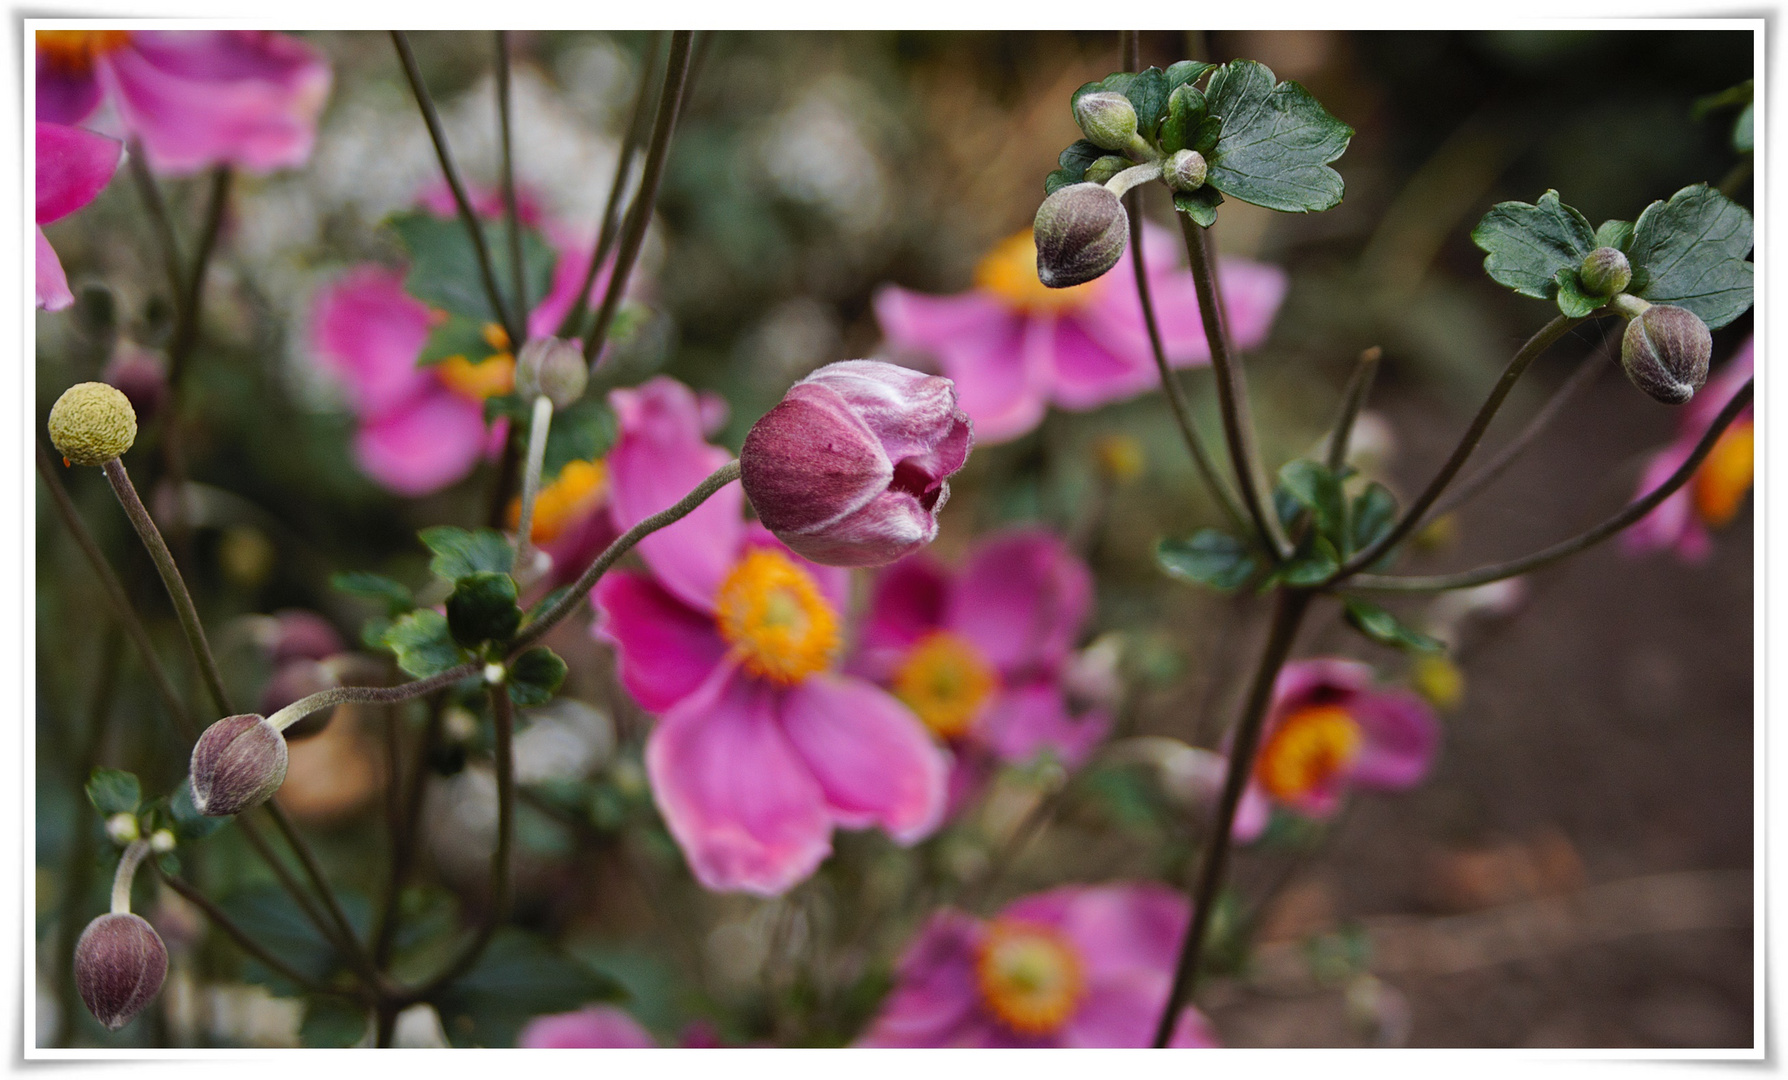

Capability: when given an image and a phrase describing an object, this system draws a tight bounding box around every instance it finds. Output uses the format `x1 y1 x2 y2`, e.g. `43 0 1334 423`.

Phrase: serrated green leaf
382 609 466 678
1626 184 1754 330
1594 219 1634 252
301 997 369 1048
387 212 556 325
417 312 502 367
1202 60 1351 214
433 929 625 1048
1552 268 1603 319
330 571 414 617
1155 530 1257 592
420 526 515 582
1172 186 1224 228
168 778 227 842
446 572 522 649
1126 66 1168 141
508 647 568 707
1047 139 1105 194
541 399 617 479
86 768 140 816
1349 482 1398 555
1277 459 1345 544
1164 59 1215 96
1343 598 1445 653
1470 190 1597 300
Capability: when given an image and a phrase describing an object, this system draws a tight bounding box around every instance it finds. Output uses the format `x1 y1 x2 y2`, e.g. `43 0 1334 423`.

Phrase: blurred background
36 29 1753 1048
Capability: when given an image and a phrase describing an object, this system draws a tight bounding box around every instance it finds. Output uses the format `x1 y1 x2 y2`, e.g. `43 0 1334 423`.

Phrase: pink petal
875 285 1047 444
591 570 726 713
539 504 620 588
528 237 613 340
309 265 436 417
1684 337 1754 434
1272 658 1375 710
1005 881 1187 983
607 377 743 612
101 31 330 175
352 391 488 497
852 554 951 680
946 529 1092 676
778 675 948 842
1234 779 1272 844
1622 442 1707 560
36 121 121 224
644 662 832 896
36 55 103 125
855 910 987 1048
1347 686 1440 790
1061 971 1179 1048
873 284 1012 352
517 1006 656 1048
1047 314 1156 409
1077 247 1288 367
35 226 73 311
977 682 1108 768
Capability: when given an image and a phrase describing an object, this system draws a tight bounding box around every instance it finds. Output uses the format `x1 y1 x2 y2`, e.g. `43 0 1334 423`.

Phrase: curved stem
1328 313 1584 582
583 29 694 368
265 663 479 733
1105 161 1162 197
259 803 384 988
512 394 554 576
1344 378 1752 593
495 31 528 325
1153 588 1312 1046
111 839 151 915
1326 346 1382 472
156 868 355 1000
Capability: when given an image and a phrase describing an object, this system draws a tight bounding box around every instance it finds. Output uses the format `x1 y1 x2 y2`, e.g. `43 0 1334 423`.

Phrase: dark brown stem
1326 347 1382 472
156 867 358 1000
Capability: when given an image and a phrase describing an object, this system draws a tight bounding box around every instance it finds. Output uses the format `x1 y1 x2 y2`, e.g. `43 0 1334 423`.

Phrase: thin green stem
513 395 554 576
265 663 478 733
1153 587 1312 1047
1345 378 1751 593
583 29 694 368
495 31 528 324
373 698 445 967
1326 346 1382 472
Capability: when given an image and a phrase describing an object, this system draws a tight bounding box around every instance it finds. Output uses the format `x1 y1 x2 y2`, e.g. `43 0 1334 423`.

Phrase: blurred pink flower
592 377 948 896
874 224 1287 443
1623 338 1754 562
518 1005 656 1048
858 882 1220 1047
36 30 329 176
35 120 121 311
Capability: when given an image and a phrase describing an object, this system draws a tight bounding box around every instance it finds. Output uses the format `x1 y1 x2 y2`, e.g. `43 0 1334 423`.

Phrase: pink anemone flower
1243 659 1438 822
592 377 948 896
858 882 1220 1047
36 30 329 176
35 120 121 311
518 1006 657 1048
854 529 1111 809
874 223 1287 443
1623 337 1754 562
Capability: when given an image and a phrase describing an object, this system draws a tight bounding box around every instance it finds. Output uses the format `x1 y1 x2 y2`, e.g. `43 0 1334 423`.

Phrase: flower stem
1104 161 1162 197
265 664 480 733
1326 346 1381 472
111 839 151 915
167 165 232 388
373 698 445 967
1344 378 1752 593
1152 587 1312 1047
495 30 528 324
156 866 355 1000
582 29 695 368
513 394 554 576
123 144 185 310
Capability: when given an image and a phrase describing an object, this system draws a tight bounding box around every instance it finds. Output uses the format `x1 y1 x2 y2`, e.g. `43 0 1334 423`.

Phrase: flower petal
592 570 727 713
352 391 488 497
855 910 987 1047
1623 443 1711 562
517 1006 656 1048
35 226 73 311
946 529 1092 675
1348 686 1440 790
852 554 951 680
1047 313 1156 409
35 121 121 225
876 286 1046 444
1005 881 1187 982
778 674 948 842
309 265 436 417
873 284 1011 352
977 682 1109 768
36 56 103 125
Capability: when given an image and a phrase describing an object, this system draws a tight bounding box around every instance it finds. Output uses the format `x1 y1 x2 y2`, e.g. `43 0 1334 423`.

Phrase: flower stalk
513 394 554 577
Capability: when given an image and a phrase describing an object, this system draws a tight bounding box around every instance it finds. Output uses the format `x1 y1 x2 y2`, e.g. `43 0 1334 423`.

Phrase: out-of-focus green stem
513 394 554 576
1326 347 1381 472
495 31 528 324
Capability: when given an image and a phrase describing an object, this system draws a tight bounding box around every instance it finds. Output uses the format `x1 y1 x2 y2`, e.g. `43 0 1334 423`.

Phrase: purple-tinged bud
102 344 169 427
74 913 167 1031
1621 305 1712 405
515 337 589 410
1578 246 1631 297
1073 91 1139 151
1164 149 1208 192
189 714 289 816
741 360 973 567
1033 182 1128 289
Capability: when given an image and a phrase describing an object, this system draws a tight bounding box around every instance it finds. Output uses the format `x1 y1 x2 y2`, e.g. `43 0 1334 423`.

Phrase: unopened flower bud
189 714 288 817
48 381 136 466
102 344 169 427
1073 91 1139 151
741 359 973 567
105 813 139 845
1084 155 1128 186
74 913 167 1031
1621 305 1712 405
515 337 588 410
1033 182 1129 289
1577 246 1631 297
1164 149 1208 192
149 829 176 854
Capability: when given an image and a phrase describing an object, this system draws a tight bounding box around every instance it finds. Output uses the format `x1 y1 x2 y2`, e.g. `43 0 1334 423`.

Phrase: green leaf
1626 184 1754 330
416 312 502 367
484 391 527 425
1155 530 1257 592
386 211 556 325
1594 219 1634 252
1277 459 1345 544
330 571 414 617
540 398 617 478
1172 186 1224 228
1045 139 1105 194
1202 60 1352 214
1552 268 1603 319
1349 482 1398 555
167 779 227 842
508 647 568 707
420 526 515 582
1126 66 1169 141
446 572 523 649
1342 598 1445 653
1733 102 1753 154
1190 114 1223 157
220 885 373 996
1470 189 1596 300
86 768 140 816
1164 59 1215 96
1159 84 1206 155
301 997 370 1048
1279 536 1340 588
382 609 466 679
359 615 393 652
433 929 625 1048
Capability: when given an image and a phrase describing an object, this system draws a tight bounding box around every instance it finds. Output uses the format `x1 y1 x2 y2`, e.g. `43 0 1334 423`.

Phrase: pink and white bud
74 913 168 1031
189 714 289 817
740 360 973 567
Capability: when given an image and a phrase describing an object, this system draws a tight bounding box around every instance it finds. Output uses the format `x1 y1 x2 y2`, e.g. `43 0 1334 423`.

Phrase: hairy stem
53 632 122 1045
265 663 479 733
513 395 554 576
111 839 151 915
166 165 232 387
495 31 528 324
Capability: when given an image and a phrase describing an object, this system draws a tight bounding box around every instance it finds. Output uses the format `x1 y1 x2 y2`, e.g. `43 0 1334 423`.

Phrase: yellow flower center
973 229 1105 314
892 631 997 740
37 30 131 73
714 548 840 685
505 459 607 543
1694 420 1753 529
1255 704 1363 803
975 919 1085 1036
436 323 515 402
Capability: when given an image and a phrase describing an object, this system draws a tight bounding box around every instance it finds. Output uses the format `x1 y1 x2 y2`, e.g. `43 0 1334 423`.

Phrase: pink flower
592 377 948 896
854 530 1111 798
35 120 121 311
36 30 330 176
740 360 973 567
874 224 1287 443
518 1006 657 1048
1623 338 1754 562
858 882 1220 1047
1244 659 1438 822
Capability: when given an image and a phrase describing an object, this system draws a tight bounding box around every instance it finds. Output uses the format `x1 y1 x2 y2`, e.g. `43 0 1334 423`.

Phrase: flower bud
1033 182 1129 289
1164 149 1208 192
74 913 167 1031
47 381 136 466
515 337 588 410
105 813 139 845
741 360 973 567
1083 155 1128 186
189 714 289 817
1621 305 1712 405
1073 91 1139 151
1577 246 1631 297
101 344 169 427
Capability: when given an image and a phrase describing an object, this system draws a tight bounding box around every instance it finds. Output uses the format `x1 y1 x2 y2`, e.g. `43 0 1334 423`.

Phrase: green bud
1084 155 1129 186
1578 246 1632 297
1073 91 1139 152
514 337 588 410
1164 149 1208 192
48 382 136 466
1033 182 1129 289
1621 305 1712 405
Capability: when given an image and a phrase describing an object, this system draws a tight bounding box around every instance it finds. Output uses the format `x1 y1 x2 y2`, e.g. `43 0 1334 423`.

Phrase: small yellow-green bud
1578 246 1632 297
48 382 137 466
1164 149 1208 192
1073 92 1139 152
